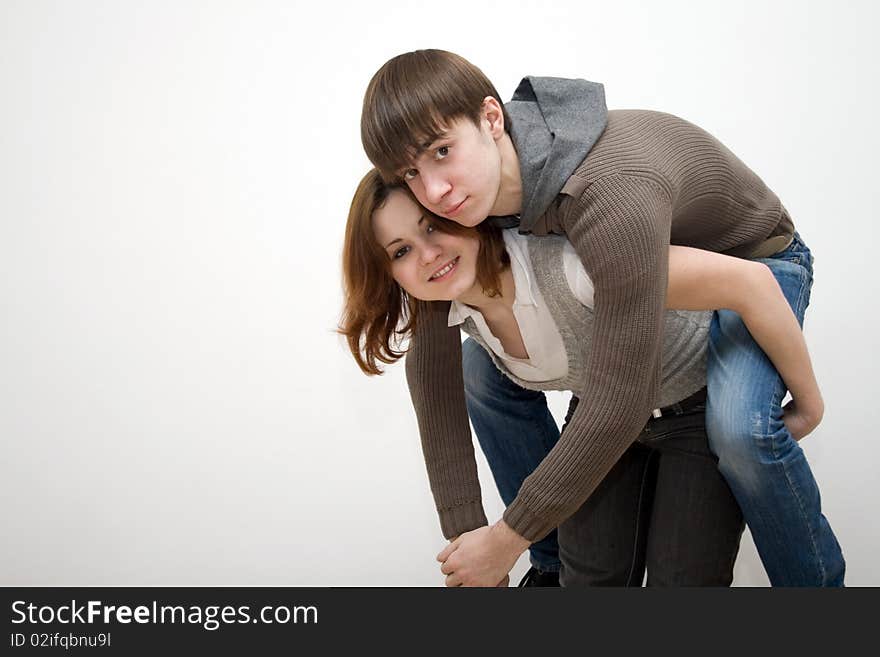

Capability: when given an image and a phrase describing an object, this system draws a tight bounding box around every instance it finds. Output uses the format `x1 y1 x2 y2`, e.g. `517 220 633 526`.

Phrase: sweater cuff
503 498 556 544
438 502 488 540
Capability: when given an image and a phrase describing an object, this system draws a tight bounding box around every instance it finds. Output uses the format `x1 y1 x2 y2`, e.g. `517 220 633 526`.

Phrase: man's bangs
367 107 451 182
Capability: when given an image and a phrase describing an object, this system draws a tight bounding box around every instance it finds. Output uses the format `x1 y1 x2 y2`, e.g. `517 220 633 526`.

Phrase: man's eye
393 245 410 259
403 169 418 181
434 146 449 160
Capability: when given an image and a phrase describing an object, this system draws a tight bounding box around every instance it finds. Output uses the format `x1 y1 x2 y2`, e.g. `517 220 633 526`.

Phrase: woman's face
372 189 481 302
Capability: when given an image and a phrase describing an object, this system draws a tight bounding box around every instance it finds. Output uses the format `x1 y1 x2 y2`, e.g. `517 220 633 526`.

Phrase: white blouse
448 230 595 382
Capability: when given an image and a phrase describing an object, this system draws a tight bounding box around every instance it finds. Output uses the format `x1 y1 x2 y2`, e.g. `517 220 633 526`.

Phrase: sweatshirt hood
504 76 607 232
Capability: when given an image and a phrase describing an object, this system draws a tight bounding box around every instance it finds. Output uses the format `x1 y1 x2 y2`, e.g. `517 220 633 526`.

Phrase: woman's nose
419 242 442 265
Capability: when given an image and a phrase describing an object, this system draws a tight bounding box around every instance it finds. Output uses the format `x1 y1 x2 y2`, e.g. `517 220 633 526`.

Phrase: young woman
340 169 823 586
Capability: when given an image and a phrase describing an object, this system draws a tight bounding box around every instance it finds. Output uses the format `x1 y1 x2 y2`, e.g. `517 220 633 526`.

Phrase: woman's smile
429 256 460 282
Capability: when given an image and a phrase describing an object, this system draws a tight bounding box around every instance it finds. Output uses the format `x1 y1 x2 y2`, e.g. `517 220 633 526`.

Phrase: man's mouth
429 256 460 281
444 198 467 217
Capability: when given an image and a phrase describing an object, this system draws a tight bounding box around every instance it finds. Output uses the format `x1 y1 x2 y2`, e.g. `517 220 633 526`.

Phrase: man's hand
436 521 529 587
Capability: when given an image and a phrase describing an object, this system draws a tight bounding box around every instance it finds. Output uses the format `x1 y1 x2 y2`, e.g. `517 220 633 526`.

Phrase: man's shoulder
564 110 692 192
600 108 694 136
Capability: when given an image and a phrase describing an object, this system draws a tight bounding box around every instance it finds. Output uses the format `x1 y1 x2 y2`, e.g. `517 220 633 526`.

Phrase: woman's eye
393 245 410 259
426 223 436 233
403 169 418 181
434 146 449 160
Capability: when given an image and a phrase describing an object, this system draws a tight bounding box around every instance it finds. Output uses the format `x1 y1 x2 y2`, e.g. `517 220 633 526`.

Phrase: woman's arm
405 300 489 537
666 245 823 439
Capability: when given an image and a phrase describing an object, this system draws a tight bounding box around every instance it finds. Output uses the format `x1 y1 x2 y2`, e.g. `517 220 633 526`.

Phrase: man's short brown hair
361 49 510 182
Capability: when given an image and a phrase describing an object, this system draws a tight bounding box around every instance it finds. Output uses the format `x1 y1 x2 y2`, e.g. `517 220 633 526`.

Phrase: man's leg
706 234 845 586
461 338 561 574
642 396 745 586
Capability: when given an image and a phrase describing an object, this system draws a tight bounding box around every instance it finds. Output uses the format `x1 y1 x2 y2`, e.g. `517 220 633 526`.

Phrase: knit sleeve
405 299 488 539
503 173 672 542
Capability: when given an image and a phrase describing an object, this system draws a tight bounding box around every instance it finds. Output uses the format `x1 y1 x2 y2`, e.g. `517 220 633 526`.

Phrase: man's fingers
439 558 456 575
437 540 459 562
445 572 463 587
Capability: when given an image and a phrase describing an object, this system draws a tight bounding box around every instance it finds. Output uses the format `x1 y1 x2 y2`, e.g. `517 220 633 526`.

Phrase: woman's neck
454 265 515 317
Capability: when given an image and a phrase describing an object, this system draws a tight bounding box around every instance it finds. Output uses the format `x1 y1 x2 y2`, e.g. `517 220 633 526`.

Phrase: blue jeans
705 232 844 586
462 337 564 572
462 232 844 585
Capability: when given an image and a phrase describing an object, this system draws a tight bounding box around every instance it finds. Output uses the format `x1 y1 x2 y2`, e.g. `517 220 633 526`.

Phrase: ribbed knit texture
406 109 794 542
460 234 710 408
405 299 488 538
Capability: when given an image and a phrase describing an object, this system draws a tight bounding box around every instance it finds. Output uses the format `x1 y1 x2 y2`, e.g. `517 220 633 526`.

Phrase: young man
360 49 844 586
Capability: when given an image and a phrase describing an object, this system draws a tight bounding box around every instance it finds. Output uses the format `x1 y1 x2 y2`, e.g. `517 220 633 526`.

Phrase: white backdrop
2 0 878 586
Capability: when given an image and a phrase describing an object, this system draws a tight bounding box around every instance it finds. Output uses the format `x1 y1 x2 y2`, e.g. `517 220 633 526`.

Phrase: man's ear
481 96 506 140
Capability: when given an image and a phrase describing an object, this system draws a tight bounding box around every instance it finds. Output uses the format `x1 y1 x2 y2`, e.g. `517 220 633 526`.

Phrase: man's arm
405 299 488 538
503 173 673 542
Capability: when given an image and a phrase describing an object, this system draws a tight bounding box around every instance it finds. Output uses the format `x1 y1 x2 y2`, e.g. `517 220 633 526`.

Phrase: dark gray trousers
558 390 745 587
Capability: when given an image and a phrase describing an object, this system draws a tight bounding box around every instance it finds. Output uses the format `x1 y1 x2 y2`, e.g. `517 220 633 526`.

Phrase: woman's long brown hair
339 169 508 375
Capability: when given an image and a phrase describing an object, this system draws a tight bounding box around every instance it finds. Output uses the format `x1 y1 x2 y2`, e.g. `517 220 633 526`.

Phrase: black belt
650 387 707 419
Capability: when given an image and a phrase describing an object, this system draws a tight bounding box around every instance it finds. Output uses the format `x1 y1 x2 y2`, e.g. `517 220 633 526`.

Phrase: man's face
399 114 502 228
372 189 481 302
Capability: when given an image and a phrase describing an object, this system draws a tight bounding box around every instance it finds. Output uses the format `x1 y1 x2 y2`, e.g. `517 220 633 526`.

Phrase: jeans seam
762 257 826 585
767 428 827 584
797 268 812 317
624 452 655 586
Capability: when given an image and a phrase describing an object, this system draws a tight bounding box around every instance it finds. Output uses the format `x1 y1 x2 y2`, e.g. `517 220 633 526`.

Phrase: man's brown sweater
407 109 794 543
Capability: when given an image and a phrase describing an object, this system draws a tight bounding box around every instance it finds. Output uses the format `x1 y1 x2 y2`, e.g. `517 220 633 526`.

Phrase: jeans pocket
767 232 813 270
777 252 812 269
639 416 707 446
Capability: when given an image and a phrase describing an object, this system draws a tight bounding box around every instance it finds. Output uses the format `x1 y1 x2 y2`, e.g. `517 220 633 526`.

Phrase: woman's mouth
429 256 460 282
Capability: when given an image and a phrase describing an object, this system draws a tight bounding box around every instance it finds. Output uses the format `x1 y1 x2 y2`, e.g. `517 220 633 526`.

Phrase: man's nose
422 171 451 205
